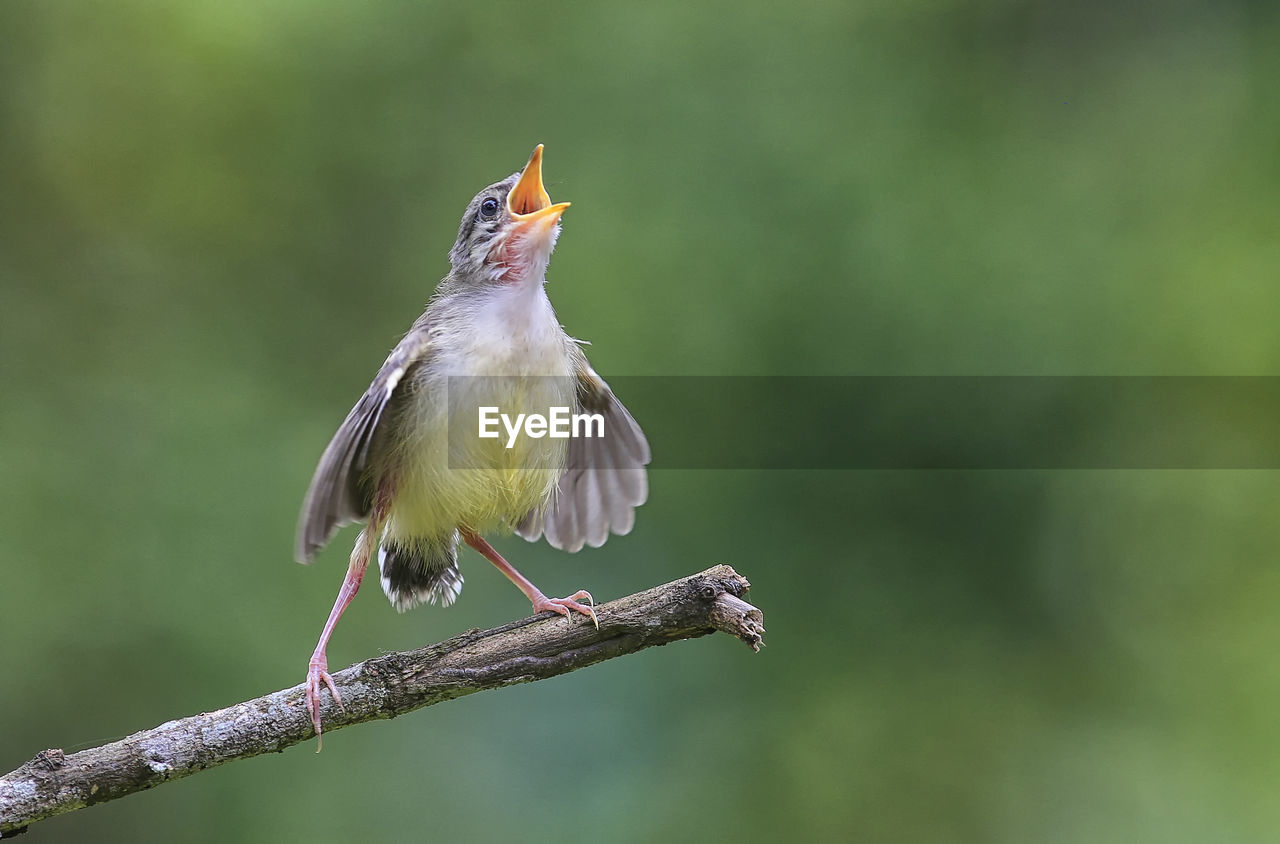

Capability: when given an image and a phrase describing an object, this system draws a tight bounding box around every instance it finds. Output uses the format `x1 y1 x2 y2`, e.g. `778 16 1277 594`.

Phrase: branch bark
0 565 763 837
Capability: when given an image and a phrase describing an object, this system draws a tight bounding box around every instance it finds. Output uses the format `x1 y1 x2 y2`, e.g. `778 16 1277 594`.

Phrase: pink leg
305 526 375 750
462 530 598 628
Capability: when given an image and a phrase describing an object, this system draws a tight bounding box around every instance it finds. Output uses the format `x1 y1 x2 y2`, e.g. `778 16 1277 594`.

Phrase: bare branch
0 565 762 837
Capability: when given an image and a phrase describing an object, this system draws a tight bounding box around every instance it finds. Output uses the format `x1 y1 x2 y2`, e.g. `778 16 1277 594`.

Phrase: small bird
295 145 650 744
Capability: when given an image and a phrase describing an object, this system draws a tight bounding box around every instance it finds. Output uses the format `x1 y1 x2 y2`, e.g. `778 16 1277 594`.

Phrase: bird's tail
377 532 463 612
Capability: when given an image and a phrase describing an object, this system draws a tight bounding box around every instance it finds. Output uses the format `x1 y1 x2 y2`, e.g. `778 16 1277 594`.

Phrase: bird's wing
515 354 650 552
295 326 433 563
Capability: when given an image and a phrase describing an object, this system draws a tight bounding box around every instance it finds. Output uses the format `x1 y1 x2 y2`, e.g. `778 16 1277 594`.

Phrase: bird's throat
493 224 560 286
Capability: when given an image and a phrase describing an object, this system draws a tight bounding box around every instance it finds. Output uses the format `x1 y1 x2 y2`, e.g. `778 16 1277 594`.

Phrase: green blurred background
3 1 1280 841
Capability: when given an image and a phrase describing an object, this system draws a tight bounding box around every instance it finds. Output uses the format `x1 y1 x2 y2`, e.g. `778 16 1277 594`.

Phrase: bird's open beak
508 144 570 230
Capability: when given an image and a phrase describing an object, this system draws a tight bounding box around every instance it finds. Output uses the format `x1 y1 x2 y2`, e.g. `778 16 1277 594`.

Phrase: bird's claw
533 590 598 629
305 655 343 751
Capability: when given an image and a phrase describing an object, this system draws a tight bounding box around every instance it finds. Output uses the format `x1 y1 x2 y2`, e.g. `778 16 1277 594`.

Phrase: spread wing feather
515 358 650 553
295 330 432 563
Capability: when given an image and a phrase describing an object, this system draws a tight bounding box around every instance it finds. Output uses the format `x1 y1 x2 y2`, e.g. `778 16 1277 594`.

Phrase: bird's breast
384 282 576 540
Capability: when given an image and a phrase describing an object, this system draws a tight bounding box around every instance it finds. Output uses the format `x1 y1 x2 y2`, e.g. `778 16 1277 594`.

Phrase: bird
294 145 650 745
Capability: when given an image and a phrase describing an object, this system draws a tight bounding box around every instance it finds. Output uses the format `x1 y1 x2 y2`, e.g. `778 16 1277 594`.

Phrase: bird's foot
532 590 598 629
305 653 343 750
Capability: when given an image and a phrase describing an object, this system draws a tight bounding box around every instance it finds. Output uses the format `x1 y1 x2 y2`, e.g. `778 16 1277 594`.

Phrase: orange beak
507 144 570 230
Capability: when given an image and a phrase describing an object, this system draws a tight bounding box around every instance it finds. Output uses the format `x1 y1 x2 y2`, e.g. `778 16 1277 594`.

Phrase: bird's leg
304 523 378 750
461 530 598 628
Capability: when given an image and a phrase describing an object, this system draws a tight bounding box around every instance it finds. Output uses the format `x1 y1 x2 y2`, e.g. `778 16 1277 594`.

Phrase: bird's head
448 144 571 286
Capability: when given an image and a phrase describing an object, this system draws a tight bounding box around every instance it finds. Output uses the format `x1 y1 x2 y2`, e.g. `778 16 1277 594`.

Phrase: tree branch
0 565 763 837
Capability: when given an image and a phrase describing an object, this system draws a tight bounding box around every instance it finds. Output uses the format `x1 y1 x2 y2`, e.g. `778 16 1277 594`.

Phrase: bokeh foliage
2 1 1279 841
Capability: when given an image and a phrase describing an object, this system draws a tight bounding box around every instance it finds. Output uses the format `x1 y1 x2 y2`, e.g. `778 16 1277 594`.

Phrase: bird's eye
478 197 500 221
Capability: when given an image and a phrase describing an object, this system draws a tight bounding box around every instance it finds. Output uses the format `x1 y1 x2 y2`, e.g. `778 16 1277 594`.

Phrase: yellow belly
381 371 574 541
